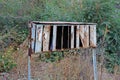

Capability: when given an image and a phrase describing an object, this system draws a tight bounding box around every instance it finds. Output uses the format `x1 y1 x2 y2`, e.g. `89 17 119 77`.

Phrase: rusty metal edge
28 21 32 56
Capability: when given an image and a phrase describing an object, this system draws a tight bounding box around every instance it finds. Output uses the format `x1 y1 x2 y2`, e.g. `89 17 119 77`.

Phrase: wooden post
43 25 51 51
52 25 57 51
28 56 31 80
76 25 80 48
92 49 98 80
71 25 74 48
28 22 32 80
35 25 43 53
90 25 96 47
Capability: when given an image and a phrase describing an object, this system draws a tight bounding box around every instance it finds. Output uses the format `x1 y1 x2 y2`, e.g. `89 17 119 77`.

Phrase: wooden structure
28 21 98 80
28 21 96 53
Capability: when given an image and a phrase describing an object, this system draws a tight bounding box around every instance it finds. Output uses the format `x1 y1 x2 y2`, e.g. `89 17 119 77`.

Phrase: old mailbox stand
28 21 97 80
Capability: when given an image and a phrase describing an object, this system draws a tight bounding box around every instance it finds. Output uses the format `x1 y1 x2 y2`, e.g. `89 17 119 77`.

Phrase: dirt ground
1 52 120 80
1 53 120 80
0 40 120 80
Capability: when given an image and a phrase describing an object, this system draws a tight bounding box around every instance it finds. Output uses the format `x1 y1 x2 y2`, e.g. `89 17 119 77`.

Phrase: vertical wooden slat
31 23 36 51
34 25 37 52
76 25 80 48
79 25 84 47
43 25 51 51
35 25 43 53
52 25 57 50
68 27 69 48
61 26 64 49
79 25 89 48
90 25 96 47
71 25 74 48
84 25 89 48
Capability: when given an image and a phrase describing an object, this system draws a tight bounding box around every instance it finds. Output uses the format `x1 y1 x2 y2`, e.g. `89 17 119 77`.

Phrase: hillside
0 0 120 80
1 41 120 80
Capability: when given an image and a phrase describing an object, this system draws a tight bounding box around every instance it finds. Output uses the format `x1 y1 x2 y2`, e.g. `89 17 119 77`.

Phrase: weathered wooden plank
90 25 96 47
52 25 57 50
71 25 74 48
31 23 36 51
68 27 69 48
43 25 51 51
34 25 37 52
61 26 64 49
79 25 85 47
79 25 89 48
84 25 89 48
35 25 43 53
32 21 96 25
76 25 80 48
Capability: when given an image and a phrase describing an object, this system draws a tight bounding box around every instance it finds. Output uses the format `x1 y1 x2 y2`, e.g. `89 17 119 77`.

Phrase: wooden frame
29 21 96 53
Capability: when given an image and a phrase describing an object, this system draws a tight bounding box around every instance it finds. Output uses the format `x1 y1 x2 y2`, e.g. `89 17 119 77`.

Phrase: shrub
39 51 64 62
0 46 16 72
40 0 120 72
0 0 120 73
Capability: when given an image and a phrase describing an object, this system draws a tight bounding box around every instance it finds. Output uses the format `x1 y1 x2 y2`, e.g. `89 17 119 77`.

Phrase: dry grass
7 49 95 80
3 46 120 80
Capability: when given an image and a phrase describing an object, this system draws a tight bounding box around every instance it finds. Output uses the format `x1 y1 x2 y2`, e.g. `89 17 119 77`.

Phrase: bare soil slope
1 39 120 80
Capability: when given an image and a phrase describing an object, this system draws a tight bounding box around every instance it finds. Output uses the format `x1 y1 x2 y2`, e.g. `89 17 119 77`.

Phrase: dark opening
63 26 69 49
68 27 71 48
49 26 53 50
56 26 62 49
42 25 83 51
79 38 82 47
